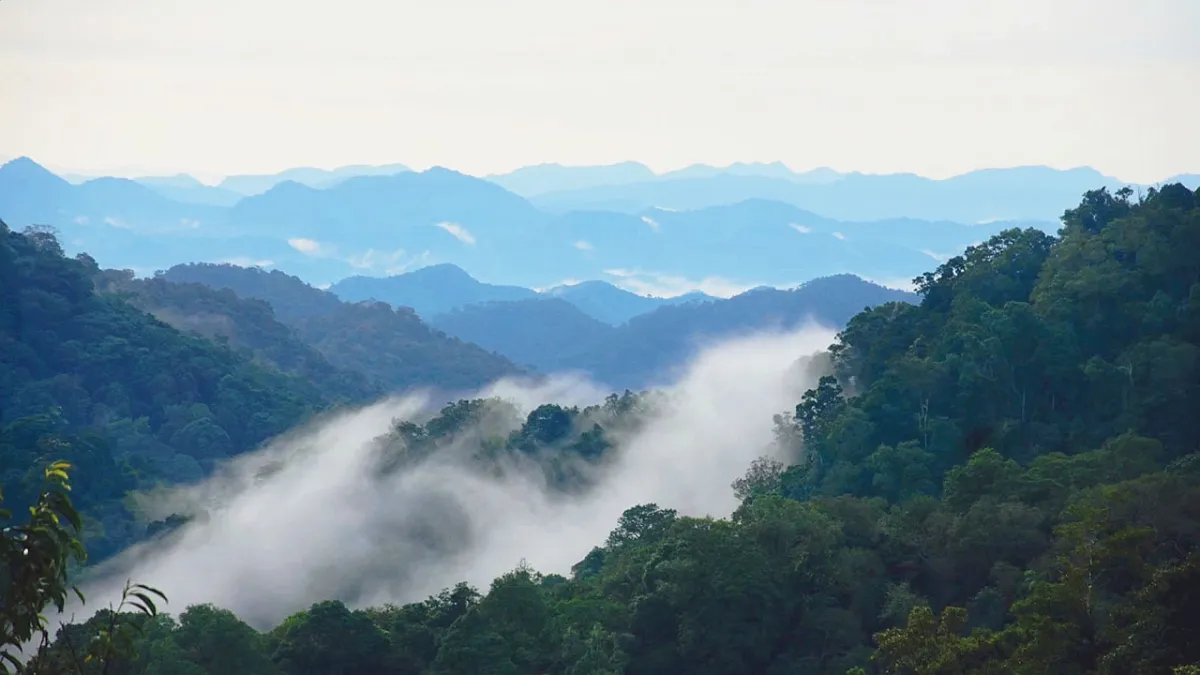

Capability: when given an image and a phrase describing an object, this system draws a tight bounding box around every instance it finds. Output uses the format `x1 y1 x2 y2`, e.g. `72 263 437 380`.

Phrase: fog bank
65 325 836 629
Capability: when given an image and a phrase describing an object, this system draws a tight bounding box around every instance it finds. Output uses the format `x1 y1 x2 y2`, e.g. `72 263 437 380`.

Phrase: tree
730 456 784 502
2 460 166 674
2 461 86 669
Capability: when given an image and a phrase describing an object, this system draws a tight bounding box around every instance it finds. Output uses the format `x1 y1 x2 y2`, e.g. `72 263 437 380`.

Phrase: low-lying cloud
435 221 476 245
59 326 835 631
287 237 329 256
603 267 756 299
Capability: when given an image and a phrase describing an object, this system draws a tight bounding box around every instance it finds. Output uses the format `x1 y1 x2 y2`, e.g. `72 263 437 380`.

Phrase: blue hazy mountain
531 165 1127 223
228 167 545 241
431 298 615 371
10 156 1178 299
0 157 75 224
544 280 716 325
485 161 843 197
0 157 228 234
333 263 721 325
485 161 657 196
430 274 917 389
331 263 540 318
224 167 558 284
134 174 244 207
0 156 1049 293
659 162 843 184
218 162 411 196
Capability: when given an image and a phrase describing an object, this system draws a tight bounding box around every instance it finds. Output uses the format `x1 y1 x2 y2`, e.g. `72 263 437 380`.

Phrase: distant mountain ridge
429 273 918 389
331 264 720 324
96 270 384 403
544 281 716 325
157 262 524 393
159 260 914 391
6 155 1191 302
528 165 1128 222
484 161 844 197
217 162 412 196
332 264 540 318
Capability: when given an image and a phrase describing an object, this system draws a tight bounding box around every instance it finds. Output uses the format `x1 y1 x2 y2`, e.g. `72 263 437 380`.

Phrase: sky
1 0 1198 183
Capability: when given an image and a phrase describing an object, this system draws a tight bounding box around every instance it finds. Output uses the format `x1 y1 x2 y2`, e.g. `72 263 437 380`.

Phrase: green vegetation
0 223 337 560
2 461 168 675
158 263 524 391
95 270 383 404
4 183 1200 674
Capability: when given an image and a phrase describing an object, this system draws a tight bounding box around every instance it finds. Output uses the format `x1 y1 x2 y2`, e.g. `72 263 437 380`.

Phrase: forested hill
95 270 384 403
159 262 524 391
12 184 1200 675
0 221 337 560
158 263 343 323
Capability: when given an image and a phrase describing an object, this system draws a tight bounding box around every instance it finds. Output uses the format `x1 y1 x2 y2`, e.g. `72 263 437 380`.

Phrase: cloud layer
63 325 835 630
435 221 476 245
603 267 757 298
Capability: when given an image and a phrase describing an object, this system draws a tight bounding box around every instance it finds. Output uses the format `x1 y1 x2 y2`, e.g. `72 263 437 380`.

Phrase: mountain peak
1 156 59 179
406 262 475 282
0 156 73 197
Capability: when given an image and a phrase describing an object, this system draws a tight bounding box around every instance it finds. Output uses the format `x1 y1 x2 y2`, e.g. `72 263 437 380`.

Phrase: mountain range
482 160 843 196
428 274 916 388
156 262 912 390
330 263 718 323
5 156 1193 297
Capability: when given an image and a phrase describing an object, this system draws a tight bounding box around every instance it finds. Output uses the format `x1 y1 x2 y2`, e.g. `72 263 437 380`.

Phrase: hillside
95 271 383 403
544 280 715 325
332 266 717 325
0 220 335 560
430 298 616 370
555 274 916 388
331 264 539 318
159 263 344 323
431 274 916 389
20 183 1200 675
292 301 523 394
159 262 524 391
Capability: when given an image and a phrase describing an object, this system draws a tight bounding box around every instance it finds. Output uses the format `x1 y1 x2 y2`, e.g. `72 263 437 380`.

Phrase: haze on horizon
2 0 1198 184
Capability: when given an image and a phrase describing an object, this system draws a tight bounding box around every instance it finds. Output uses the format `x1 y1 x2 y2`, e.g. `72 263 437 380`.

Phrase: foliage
158 263 524 391
2 460 167 675
0 222 336 561
372 390 653 490
95 271 382 404
19 184 1200 674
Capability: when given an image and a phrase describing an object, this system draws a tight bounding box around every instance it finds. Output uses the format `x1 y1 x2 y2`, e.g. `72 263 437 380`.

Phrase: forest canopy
4 183 1200 674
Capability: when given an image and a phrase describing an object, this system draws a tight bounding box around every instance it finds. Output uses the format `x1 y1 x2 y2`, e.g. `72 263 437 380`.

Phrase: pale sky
1 0 1197 183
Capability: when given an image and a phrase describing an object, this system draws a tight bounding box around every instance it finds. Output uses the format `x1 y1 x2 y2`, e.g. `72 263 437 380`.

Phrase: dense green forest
5 184 1200 674
0 223 348 561
94 270 384 403
158 263 525 391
